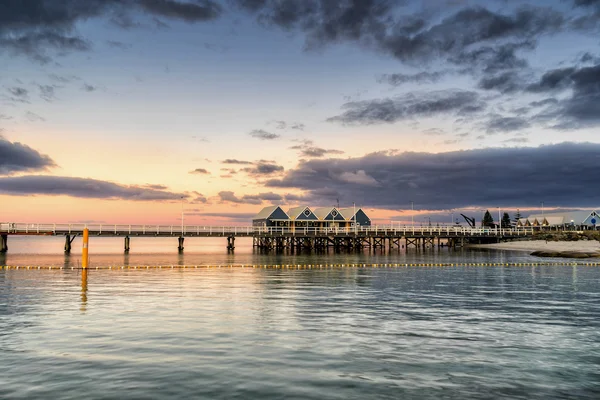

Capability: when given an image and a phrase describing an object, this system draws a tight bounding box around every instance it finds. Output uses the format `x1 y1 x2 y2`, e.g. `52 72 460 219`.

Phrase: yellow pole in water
82 228 89 269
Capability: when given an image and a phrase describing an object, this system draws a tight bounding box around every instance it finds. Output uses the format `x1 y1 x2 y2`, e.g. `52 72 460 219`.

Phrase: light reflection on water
1 237 600 399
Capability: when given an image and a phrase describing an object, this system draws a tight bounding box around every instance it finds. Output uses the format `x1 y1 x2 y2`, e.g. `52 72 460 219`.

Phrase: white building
518 210 600 229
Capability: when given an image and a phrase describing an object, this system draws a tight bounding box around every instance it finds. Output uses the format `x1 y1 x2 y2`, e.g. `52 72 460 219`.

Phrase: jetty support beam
124 236 130 253
178 236 184 252
64 234 77 253
227 236 235 251
0 234 7 253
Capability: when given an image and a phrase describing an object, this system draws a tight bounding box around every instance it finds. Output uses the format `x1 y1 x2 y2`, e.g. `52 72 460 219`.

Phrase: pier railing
1 222 537 237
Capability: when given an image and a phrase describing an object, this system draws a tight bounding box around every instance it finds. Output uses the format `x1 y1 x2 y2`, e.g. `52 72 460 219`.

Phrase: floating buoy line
1 261 598 271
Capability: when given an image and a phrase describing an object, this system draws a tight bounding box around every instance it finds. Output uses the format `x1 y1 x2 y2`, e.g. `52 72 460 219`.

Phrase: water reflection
80 269 88 312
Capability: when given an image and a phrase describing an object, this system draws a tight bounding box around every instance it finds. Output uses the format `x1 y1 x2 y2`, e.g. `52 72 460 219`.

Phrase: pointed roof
338 207 360 220
287 206 318 220
313 207 344 220
252 205 289 220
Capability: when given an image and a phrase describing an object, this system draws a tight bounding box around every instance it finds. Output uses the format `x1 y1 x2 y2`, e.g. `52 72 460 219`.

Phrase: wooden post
178 236 184 252
124 236 130 252
0 234 7 253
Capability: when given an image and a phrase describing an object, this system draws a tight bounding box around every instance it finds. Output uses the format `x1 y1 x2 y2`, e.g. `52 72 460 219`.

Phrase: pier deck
1 222 535 253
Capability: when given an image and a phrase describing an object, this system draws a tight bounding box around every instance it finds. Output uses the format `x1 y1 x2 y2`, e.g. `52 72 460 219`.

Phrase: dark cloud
266 142 600 210
190 191 208 203
486 116 530 134
189 168 210 175
82 83 97 92
0 175 187 200
222 159 253 165
0 32 90 63
0 138 56 175
6 87 29 102
137 0 222 22
237 2 563 68
249 129 280 140
327 90 482 125
290 139 344 158
38 84 57 101
529 98 558 108
0 0 222 62
450 41 533 73
218 190 282 205
477 71 522 93
527 63 600 127
378 71 446 86
526 67 576 92
241 160 284 176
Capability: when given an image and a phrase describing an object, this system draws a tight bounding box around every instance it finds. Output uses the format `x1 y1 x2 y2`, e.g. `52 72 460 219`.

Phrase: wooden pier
0 222 536 254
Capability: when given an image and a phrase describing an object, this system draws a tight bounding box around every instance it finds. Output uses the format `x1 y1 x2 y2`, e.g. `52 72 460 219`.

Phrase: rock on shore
530 250 600 259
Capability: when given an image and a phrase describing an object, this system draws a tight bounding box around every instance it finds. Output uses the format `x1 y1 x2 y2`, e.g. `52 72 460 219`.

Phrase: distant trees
482 210 494 227
514 209 522 224
502 212 511 228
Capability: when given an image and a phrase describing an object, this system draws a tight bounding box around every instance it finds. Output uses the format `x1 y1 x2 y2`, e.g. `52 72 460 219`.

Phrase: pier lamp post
181 196 184 234
410 201 414 226
498 207 501 229
353 202 357 235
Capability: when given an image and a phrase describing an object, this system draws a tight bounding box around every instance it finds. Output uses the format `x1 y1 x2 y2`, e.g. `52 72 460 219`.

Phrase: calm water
1 237 600 399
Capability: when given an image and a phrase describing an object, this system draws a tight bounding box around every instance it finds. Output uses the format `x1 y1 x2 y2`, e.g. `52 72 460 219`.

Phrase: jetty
0 222 535 253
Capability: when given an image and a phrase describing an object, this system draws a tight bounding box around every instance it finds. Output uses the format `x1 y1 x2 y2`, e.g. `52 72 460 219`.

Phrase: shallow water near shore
1 237 600 399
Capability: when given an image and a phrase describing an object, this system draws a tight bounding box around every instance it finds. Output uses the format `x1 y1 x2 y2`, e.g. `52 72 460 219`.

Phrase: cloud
249 129 280 140
477 71 523 93
189 168 210 175
0 175 187 201
222 159 253 165
25 111 45 122
378 71 446 86
241 160 284 176
137 0 222 22
82 84 97 92
218 190 282 205
38 84 58 102
327 90 482 125
0 138 56 175
526 63 600 127
265 142 600 210
290 139 344 158
486 116 530 134
0 0 222 62
6 87 29 102
237 2 564 68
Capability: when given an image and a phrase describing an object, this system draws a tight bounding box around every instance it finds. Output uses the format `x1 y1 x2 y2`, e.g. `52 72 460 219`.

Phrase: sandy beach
470 240 600 253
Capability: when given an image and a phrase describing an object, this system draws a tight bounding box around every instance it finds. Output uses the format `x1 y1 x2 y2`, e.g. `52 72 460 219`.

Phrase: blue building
252 205 371 228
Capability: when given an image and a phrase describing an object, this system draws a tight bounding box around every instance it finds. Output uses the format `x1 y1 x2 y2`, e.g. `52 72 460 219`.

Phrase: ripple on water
1 265 600 399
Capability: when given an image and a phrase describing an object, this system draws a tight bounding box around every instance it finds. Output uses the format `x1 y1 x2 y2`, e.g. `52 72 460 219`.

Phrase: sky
1 0 600 226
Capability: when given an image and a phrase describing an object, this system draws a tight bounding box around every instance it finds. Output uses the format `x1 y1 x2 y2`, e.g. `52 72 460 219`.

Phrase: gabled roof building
252 205 371 227
518 210 600 228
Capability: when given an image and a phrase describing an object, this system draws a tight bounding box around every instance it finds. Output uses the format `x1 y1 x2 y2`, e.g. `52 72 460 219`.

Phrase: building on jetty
252 205 371 228
518 210 600 229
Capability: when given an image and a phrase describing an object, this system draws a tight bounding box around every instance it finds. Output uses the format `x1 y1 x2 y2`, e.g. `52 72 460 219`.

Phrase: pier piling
227 236 235 251
124 236 130 252
64 234 76 253
1 234 7 253
178 237 184 252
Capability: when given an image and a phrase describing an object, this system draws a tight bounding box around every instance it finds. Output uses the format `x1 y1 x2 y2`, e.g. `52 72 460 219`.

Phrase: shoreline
470 240 600 253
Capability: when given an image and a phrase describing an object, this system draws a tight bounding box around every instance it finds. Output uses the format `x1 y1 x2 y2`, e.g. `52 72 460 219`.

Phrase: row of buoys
0 261 597 270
